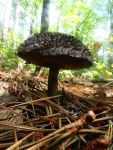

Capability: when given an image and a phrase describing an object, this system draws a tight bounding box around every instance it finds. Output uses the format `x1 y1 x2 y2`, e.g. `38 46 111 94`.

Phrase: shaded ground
0 69 113 150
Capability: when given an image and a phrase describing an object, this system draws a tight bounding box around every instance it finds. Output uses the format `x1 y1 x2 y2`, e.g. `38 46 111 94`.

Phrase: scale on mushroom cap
17 32 93 96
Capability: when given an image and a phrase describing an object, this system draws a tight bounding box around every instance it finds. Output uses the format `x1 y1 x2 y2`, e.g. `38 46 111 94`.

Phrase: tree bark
12 0 20 48
35 0 50 72
40 0 50 33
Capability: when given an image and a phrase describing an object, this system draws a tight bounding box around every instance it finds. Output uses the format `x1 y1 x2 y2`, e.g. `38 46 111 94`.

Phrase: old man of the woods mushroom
17 32 93 96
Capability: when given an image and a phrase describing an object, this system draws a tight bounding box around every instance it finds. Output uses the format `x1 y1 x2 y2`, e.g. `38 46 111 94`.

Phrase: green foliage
82 58 113 80
0 29 23 71
56 1 101 44
59 70 73 78
55 0 108 80
0 0 113 81
0 43 18 71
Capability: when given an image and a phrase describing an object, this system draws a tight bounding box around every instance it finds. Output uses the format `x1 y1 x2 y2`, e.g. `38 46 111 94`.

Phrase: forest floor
0 69 113 150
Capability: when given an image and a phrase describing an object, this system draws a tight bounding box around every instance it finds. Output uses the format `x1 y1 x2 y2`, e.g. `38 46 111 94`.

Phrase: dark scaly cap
17 32 93 69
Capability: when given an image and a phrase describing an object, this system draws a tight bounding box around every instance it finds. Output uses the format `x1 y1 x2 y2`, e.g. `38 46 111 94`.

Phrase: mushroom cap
17 32 93 69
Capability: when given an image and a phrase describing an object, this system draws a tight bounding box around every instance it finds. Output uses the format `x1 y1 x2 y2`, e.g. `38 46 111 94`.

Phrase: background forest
0 0 113 80
0 1 113 149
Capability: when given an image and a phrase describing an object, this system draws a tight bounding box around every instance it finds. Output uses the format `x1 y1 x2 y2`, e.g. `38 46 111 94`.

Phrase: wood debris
0 69 113 150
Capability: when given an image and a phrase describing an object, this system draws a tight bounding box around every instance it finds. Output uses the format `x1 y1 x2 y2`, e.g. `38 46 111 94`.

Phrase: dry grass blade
46 128 77 150
106 124 113 140
0 122 56 132
63 134 80 148
93 116 113 122
6 132 34 150
27 134 59 150
26 110 95 149
12 95 62 108
0 104 30 122
79 128 106 134
46 99 75 120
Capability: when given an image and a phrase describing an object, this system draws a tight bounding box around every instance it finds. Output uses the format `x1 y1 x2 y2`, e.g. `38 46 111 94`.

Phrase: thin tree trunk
12 0 20 48
40 0 50 33
0 0 11 41
35 0 50 72
29 2 39 36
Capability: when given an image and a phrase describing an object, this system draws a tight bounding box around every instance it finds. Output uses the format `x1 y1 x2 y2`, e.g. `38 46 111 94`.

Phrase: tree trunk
35 0 50 72
29 2 40 36
0 0 11 41
12 0 20 48
40 0 50 33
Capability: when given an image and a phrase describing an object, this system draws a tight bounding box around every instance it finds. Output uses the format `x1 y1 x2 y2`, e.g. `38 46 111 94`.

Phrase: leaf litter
0 68 113 150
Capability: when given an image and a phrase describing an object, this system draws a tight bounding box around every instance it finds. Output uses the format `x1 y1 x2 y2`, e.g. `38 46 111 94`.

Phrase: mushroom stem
48 67 59 96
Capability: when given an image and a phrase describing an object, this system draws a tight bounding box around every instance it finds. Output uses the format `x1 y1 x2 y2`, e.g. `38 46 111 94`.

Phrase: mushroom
17 32 93 96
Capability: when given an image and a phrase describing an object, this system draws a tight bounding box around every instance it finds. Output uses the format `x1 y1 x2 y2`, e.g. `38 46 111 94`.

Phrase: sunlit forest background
0 0 113 80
